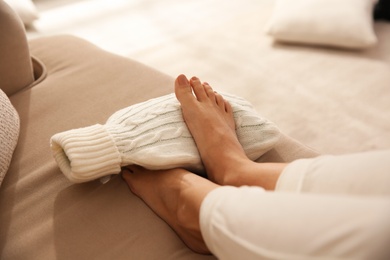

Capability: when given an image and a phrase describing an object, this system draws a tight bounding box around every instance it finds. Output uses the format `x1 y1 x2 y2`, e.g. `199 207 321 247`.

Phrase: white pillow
266 0 378 49
0 89 20 187
4 0 39 25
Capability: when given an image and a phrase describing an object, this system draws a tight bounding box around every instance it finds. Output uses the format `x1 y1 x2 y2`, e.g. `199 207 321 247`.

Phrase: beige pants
200 150 390 260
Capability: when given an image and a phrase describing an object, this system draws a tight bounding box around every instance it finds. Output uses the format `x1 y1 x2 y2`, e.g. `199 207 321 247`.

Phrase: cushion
266 0 378 49
50 93 281 183
0 0 35 96
0 89 20 186
3 0 39 25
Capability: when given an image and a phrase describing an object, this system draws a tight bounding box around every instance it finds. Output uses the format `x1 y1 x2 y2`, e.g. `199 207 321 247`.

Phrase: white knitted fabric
51 93 280 183
0 89 20 187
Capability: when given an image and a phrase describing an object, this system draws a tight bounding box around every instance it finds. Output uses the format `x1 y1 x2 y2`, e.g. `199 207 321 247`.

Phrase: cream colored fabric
277 149 390 196
0 35 315 260
0 0 34 96
200 150 390 260
3 0 39 25
266 0 378 49
1 35 213 260
51 93 280 183
1 1 388 258
0 89 20 186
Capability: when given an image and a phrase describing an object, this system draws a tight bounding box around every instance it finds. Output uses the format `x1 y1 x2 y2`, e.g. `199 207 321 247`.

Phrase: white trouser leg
276 150 390 196
200 186 390 260
200 150 390 259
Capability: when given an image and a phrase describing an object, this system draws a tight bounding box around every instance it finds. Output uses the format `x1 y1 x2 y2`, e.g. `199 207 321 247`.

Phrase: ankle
213 161 286 190
210 157 254 186
176 183 211 254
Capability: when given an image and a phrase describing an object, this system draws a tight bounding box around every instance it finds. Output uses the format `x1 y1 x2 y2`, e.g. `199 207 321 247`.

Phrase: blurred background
27 0 266 89
6 0 389 155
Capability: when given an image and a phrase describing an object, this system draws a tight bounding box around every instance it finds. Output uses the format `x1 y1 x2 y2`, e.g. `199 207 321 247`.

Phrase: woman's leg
121 74 288 253
175 74 390 197
277 150 390 196
122 166 218 254
122 75 390 258
199 185 390 260
174 74 287 190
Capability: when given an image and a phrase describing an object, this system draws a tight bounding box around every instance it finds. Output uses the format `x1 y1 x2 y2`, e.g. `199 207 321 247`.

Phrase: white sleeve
276 149 390 196
200 186 390 260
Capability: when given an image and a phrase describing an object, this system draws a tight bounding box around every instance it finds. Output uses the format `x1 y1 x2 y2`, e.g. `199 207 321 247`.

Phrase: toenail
120 168 133 180
178 75 189 86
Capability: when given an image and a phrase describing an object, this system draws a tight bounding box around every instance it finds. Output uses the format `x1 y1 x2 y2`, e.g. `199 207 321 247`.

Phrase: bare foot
175 74 287 189
175 74 252 185
122 165 218 254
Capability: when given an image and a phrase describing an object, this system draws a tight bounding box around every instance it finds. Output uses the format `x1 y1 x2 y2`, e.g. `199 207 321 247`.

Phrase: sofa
0 1 320 259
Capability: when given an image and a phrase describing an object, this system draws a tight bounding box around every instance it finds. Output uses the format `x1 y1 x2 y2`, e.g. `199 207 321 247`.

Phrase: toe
175 74 194 103
203 83 216 102
224 100 233 114
121 168 137 193
190 77 208 101
215 92 225 109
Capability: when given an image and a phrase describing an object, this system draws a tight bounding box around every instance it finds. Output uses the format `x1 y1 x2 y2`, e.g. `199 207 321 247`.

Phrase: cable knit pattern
0 89 20 186
51 93 280 183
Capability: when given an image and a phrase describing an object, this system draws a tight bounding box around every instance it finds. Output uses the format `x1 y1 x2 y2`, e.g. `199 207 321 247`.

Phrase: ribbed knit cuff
50 124 121 183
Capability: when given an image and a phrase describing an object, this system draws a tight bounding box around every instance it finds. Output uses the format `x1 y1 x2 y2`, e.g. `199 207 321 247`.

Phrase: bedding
0 34 317 259
266 0 378 49
0 89 19 187
0 0 35 96
3 0 38 25
1 0 389 259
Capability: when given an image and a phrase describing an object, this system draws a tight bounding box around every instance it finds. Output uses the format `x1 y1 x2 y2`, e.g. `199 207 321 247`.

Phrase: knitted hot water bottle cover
50 93 280 183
